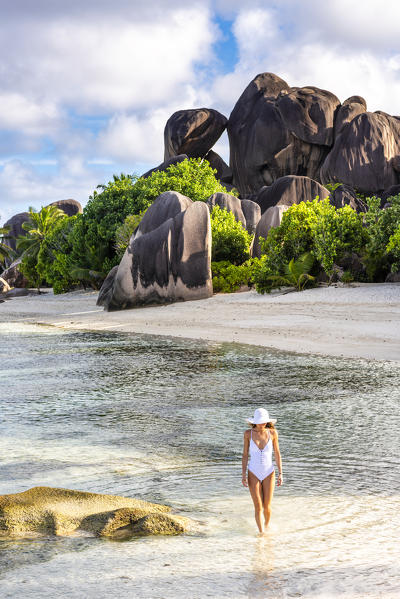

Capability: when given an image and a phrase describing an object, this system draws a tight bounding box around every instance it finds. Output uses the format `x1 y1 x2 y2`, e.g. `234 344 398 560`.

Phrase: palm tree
0 225 15 270
265 252 315 292
16 205 66 291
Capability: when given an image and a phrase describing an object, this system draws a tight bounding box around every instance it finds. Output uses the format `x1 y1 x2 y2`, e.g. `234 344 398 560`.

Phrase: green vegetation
17 206 67 290
211 258 265 293
362 195 400 280
254 252 315 293
0 225 15 268
210 205 252 264
115 212 146 259
36 217 76 294
255 199 367 292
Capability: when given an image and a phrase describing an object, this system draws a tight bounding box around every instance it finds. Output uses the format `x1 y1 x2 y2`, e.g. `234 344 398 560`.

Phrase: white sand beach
1 283 399 361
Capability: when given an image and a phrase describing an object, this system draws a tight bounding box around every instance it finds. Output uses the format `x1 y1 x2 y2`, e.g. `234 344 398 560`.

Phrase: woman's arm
272 429 283 486
241 431 250 487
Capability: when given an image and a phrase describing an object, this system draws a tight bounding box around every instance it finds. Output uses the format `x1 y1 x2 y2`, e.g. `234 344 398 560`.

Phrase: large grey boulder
227 73 340 196
252 205 290 258
204 150 232 184
241 199 261 234
135 191 193 239
334 96 367 136
141 154 188 179
164 108 227 160
3 212 29 252
277 86 340 146
254 176 330 213
97 198 212 310
49 199 82 216
206 192 246 227
329 184 367 212
320 111 400 193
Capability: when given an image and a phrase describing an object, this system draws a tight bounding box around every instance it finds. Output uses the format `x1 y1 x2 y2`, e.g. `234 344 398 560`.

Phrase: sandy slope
1 283 399 361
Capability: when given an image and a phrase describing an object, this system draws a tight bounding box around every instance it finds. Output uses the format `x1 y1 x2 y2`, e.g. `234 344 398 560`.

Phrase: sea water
0 322 399 598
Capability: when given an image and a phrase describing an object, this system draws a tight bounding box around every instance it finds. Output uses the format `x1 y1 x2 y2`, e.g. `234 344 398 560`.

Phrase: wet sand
1 283 399 361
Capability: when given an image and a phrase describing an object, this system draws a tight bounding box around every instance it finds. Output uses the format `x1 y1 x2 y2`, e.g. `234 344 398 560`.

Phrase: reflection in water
0 323 399 597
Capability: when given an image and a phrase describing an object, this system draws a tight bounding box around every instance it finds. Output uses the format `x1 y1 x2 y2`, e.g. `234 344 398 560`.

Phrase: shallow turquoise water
1 322 399 598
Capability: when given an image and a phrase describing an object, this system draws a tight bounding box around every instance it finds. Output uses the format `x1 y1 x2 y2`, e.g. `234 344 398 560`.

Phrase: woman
242 407 283 534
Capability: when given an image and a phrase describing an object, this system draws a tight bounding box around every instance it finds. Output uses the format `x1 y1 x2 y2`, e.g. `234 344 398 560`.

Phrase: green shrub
37 217 77 294
253 252 316 294
131 157 234 206
363 195 400 279
69 159 231 283
259 198 366 278
18 205 67 290
115 212 146 259
211 205 252 264
211 258 264 293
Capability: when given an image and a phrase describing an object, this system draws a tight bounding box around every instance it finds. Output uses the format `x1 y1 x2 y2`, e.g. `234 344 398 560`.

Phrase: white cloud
0 93 61 135
210 3 400 116
0 7 216 114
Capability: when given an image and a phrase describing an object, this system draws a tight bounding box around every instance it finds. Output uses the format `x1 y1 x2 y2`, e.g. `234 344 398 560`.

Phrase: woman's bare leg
262 471 275 528
248 470 265 533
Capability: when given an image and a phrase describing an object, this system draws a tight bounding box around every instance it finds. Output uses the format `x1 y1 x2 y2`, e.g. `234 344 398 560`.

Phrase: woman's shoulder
270 427 278 438
244 428 251 438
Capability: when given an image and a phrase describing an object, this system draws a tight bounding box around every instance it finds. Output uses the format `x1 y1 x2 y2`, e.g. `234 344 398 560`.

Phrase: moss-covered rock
0 486 191 538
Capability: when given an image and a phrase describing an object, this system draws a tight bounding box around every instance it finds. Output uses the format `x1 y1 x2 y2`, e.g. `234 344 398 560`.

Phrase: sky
1 0 400 223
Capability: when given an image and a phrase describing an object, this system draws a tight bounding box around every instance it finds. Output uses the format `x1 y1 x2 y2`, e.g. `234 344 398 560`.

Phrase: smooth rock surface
135 191 193 239
0 487 189 537
2 212 29 252
252 205 290 258
204 149 232 183
206 192 246 227
240 199 261 234
321 111 400 193
227 74 339 196
98 200 212 310
164 108 227 160
49 199 82 217
329 184 367 212
254 176 330 213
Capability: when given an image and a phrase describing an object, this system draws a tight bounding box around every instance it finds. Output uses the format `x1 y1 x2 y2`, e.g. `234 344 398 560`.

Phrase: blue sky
1 0 400 223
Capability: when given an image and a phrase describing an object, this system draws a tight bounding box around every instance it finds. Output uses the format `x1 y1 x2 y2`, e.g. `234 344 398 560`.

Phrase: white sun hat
246 407 277 425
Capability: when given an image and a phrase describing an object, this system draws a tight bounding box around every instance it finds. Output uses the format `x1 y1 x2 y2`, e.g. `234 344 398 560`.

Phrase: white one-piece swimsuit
248 430 275 482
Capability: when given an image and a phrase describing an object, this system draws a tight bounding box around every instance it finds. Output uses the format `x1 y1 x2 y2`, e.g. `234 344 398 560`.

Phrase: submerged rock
97 193 212 310
0 487 191 537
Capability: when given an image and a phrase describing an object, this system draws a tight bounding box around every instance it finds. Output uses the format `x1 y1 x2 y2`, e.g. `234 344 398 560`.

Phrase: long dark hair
252 422 275 429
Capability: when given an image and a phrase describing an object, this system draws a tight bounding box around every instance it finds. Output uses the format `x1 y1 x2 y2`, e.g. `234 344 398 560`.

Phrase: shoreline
1 283 400 362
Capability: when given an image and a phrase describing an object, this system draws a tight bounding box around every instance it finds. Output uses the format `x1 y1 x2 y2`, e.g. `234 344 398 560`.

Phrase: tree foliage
37 217 77 294
258 198 367 279
363 195 400 279
17 205 67 290
210 205 252 265
254 252 315 294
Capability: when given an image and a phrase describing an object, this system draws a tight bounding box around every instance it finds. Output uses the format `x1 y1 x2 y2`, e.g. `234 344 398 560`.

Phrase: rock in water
252 205 290 258
97 197 212 310
254 175 330 213
164 108 227 160
320 111 400 193
0 486 190 537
